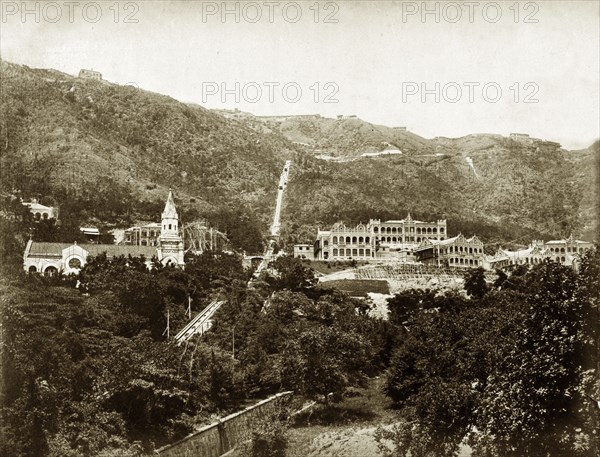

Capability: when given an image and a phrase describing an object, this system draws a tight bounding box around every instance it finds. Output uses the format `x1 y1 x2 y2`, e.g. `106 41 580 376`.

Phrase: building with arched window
124 222 162 246
298 214 448 262
23 199 56 221
23 190 184 275
294 220 593 270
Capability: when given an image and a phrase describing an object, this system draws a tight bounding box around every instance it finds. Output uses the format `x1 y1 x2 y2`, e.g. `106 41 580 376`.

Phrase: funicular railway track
174 160 292 343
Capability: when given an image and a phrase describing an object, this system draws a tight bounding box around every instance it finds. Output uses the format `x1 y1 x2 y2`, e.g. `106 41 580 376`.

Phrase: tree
386 289 437 327
265 256 317 292
380 257 598 457
463 267 488 299
281 325 369 402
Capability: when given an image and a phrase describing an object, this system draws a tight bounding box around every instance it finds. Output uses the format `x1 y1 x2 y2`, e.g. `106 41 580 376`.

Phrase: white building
78 69 102 81
414 234 485 268
293 244 314 260
23 199 56 220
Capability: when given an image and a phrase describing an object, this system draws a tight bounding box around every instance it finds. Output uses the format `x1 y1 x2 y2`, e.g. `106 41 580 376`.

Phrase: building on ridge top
23 190 184 275
78 69 102 81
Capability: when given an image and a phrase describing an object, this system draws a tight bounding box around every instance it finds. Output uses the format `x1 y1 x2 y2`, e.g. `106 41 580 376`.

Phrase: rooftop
27 242 157 259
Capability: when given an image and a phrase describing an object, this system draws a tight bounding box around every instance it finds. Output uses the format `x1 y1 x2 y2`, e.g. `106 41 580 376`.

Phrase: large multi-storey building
296 217 593 270
309 214 448 261
314 222 375 261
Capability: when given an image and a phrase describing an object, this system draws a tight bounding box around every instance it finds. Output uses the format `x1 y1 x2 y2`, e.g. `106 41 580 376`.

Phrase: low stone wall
155 392 293 457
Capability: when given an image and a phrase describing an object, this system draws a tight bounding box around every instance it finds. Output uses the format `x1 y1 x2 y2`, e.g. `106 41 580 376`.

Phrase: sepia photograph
0 1 599 456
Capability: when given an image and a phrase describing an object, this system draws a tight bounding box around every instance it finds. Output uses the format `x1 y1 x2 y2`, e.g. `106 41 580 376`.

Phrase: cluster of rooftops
294 216 593 270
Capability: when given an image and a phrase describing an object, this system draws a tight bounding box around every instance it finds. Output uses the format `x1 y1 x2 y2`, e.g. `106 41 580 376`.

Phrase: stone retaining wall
155 391 293 457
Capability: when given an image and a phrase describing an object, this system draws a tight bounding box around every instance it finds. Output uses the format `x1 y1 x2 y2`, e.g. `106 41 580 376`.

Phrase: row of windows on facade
449 258 480 266
324 234 449 245
125 224 177 244
510 255 580 265
372 226 445 234
444 245 483 255
331 248 372 257
28 265 58 275
327 236 372 245
379 236 444 243
125 230 159 242
548 246 587 254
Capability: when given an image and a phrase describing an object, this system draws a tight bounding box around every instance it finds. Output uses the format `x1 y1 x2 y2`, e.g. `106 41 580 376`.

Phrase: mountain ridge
1 59 597 255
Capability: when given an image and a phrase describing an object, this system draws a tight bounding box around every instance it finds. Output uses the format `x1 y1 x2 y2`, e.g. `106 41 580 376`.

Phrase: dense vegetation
377 250 600 457
0 248 387 456
0 58 598 457
3 249 597 457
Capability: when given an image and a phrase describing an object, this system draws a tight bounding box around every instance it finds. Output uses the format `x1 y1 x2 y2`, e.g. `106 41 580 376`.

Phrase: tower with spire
157 189 184 266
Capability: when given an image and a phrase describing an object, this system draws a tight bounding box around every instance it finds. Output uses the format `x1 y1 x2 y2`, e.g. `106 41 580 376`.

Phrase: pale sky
1 1 599 149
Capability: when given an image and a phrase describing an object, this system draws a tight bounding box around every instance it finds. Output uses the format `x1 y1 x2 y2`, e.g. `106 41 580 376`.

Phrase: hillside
565 140 600 240
0 60 299 252
219 113 596 247
1 60 597 257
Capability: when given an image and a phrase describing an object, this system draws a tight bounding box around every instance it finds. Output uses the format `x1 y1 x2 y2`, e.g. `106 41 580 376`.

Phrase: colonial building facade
124 222 162 246
414 234 485 268
296 217 593 271
24 190 185 275
308 215 448 261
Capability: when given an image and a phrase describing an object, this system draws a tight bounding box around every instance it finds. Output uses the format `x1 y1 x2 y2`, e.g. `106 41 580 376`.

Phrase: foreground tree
463 267 488 299
281 324 370 403
380 255 599 457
